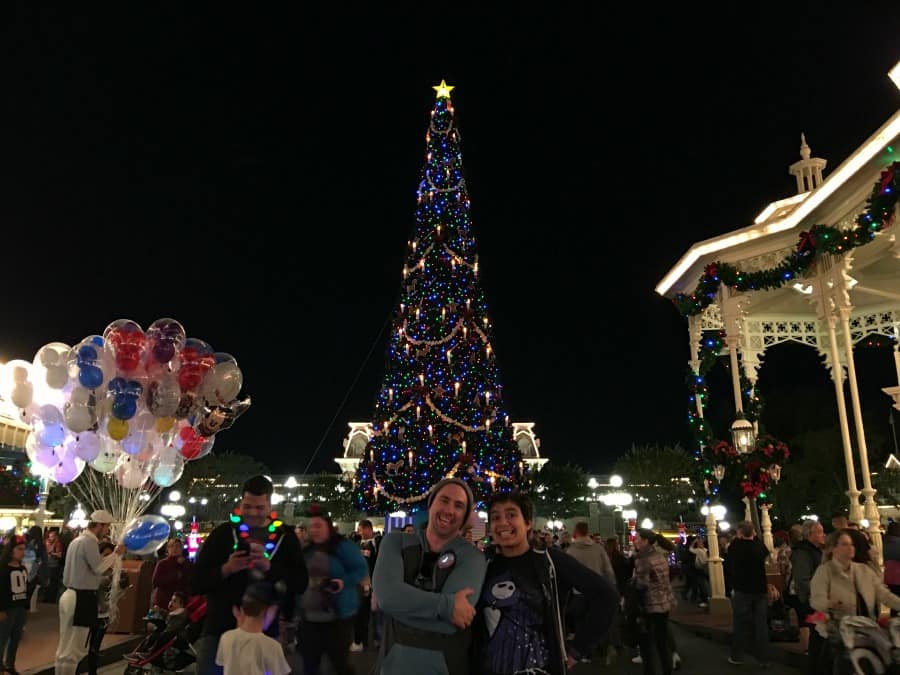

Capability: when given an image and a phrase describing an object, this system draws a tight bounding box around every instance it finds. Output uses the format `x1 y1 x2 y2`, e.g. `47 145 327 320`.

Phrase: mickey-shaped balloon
33 342 71 390
147 372 181 418
1 360 34 410
69 336 112 390
146 318 186 372
103 319 146 375
108 377 143 421
64 386 97 434
177 338 215 392
199 353 243 405
194 396 252 437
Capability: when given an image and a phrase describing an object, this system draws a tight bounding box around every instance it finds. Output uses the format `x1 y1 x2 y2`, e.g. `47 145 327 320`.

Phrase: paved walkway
20 593 811 674
20 601 142 675
670 597 807 670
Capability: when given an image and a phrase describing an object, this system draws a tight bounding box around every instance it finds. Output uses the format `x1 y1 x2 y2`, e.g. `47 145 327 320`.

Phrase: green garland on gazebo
673 162 899 317
686 328 785 505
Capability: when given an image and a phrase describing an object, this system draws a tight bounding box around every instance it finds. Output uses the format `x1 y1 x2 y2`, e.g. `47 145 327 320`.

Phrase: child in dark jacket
0 535 30 675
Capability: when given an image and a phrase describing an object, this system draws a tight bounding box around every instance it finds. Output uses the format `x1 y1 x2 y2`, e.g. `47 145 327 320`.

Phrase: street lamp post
702 503 729 614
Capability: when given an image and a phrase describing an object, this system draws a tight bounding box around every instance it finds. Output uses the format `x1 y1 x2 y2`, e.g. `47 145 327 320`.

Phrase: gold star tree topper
433 79 455 99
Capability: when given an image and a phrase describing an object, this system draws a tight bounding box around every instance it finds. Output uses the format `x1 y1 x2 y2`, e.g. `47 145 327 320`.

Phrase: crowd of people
9 480 900 675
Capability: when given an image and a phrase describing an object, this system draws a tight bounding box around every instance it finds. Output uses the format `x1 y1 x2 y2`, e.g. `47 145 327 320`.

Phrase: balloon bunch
0 318 251 487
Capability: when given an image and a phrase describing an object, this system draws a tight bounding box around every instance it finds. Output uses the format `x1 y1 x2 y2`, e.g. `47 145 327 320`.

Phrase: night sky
2 6 899 474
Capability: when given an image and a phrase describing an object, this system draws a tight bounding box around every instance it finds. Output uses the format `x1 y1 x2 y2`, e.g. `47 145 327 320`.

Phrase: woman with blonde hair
809 529 900 674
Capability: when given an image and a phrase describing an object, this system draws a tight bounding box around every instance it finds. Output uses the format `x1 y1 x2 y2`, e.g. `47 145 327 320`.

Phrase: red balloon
115 346 142 373
181 438 203 459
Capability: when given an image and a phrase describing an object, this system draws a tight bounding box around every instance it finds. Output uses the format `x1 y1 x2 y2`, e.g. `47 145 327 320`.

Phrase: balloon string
301 311 392 475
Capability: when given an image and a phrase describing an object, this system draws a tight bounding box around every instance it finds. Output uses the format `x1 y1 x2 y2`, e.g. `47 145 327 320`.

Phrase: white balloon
132 410 155 432
74 432 101 462
35 445 58 469
201 362 242 404
45 366 70 389
34 342 72 391
120 429 145 456
53 454 85 485
90 441 121 474
115 454 150 489
0 360 32 401
69 386 92 406
10 382 34 409
64 402 94 434
151 449 184 488
38 404 64 427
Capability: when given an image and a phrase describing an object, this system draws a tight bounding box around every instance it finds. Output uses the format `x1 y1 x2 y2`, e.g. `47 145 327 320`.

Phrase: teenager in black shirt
0 535 29 675
475 492 619 674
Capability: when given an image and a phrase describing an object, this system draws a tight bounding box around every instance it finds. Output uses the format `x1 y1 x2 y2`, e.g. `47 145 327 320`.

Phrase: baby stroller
827 615 900 675
123 596 207 675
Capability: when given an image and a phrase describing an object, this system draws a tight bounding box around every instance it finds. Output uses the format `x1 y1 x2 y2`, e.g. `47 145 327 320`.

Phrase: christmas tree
354 80 530 514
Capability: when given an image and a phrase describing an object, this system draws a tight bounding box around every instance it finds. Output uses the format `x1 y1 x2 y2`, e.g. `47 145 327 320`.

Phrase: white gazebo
656 64 900 612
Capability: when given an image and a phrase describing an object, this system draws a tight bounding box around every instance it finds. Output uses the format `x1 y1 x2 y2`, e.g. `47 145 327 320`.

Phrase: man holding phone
192 475 308 675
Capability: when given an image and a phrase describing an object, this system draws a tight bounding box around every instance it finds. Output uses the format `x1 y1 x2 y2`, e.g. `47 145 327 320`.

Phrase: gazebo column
810 259 863 524
688 315 729 614
833 258 882 559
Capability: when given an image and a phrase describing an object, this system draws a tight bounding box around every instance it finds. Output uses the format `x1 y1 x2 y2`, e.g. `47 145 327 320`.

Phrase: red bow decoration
704 264 719 280
798 230 817 254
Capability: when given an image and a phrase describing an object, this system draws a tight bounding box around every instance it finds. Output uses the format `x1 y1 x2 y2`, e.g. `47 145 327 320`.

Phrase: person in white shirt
216 583 290 675
54 510 125 675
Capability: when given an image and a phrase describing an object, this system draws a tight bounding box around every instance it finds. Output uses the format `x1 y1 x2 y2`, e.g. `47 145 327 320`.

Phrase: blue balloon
112 395 137 420
78 345 98 364
122 515 171 556
78 365 103 389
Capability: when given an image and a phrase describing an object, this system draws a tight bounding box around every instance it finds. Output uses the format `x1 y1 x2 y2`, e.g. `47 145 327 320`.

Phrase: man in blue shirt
373 478 487 675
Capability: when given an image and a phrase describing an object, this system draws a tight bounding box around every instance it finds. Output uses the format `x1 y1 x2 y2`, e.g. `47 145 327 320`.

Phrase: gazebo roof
656 109 900 311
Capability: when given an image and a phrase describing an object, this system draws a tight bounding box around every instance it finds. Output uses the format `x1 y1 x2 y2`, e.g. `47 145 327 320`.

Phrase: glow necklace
229 508 284 559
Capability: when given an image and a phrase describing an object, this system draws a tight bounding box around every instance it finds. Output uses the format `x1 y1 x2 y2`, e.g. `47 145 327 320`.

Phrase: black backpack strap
400 535 423 586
